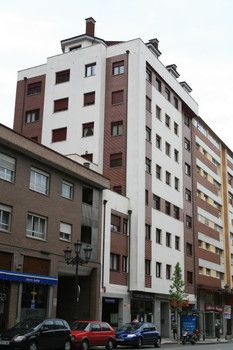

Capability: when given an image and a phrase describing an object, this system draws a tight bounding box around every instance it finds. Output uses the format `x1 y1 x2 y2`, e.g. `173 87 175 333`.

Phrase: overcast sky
1 0 233 148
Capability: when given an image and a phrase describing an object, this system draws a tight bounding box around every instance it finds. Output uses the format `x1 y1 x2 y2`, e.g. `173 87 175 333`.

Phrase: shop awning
0 269 57 285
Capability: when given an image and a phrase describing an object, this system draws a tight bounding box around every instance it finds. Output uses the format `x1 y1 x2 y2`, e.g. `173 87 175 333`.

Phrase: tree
169 262 185 339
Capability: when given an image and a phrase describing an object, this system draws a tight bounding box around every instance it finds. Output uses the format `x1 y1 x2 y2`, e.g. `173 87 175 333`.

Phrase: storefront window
21 284 48 320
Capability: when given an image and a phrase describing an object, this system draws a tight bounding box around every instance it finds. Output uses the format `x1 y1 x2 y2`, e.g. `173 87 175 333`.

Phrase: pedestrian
215 322 221 341
171 320 178 340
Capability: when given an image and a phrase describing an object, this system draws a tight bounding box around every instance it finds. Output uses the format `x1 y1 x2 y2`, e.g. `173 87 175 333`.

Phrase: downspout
127 210 132 291
102 199 108 290
21 77 27 133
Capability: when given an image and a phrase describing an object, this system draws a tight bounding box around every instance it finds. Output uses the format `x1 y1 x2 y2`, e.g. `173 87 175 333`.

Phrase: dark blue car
116 322 161 348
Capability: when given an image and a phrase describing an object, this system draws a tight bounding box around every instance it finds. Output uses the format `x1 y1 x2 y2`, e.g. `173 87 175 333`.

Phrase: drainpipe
102 200 108 290
127 210 132 292
21 77 27 133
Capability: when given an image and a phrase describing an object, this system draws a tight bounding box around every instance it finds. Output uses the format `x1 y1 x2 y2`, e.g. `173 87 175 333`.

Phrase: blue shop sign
0 269 57 285
180 315 197 334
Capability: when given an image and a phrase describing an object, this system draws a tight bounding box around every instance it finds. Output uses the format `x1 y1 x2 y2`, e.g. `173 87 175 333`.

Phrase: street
115 344 232 350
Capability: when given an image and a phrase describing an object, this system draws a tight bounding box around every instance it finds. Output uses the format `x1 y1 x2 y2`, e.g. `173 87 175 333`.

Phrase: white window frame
26 213 47 240
59 222 72 241
0 204 12 232
0 153 15 182
30 167 49 195
61 180 74 199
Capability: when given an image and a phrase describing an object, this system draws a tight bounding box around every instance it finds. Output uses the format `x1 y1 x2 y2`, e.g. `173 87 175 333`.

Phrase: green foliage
169 262 185 311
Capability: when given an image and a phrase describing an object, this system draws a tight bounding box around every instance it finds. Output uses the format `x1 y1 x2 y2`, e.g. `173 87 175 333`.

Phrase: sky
1 0 233 148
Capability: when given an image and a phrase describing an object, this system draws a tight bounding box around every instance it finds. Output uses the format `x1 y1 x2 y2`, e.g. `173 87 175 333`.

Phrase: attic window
70 45 82 51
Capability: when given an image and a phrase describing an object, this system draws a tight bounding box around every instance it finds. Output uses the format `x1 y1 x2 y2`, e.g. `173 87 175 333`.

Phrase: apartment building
0 123 109 331
12 17 233 336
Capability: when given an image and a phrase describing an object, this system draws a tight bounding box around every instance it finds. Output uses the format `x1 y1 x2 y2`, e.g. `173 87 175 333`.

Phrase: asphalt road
132 344 233 350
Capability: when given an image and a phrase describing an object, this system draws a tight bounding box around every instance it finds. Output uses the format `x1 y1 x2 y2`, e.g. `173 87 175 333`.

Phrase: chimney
146 38 161 58
180 81 192 93
166 64 180 79
85 17 96 37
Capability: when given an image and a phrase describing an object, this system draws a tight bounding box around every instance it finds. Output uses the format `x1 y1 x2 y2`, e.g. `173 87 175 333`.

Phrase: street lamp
64 242 92 302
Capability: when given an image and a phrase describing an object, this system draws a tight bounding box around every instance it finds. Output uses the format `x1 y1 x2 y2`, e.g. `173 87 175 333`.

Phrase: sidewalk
162 338 229 345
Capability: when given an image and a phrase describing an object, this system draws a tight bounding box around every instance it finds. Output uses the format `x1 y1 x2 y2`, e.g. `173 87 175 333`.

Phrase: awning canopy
0 269 57 285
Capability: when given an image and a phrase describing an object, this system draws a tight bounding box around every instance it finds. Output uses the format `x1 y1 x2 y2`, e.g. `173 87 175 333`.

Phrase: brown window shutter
54 98 69 112
56 69 70 84
111 214 121 230
112 90 124 104
23 256 50 275
110 153 122 167
84 92 95 106
27 81 42 95
52 127 67 142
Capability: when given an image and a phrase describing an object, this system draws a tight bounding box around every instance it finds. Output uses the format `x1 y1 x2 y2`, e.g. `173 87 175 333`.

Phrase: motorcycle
182 328 196 345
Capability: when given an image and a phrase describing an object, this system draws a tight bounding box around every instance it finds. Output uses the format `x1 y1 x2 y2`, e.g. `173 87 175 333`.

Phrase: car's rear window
70 322 89 331
101 323 110 331
118 323 141 331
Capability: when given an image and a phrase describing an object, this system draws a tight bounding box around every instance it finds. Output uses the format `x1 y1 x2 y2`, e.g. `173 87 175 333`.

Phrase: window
156 165 162 180
27 81 41 95
82 187 93 205
26 213 47 240
82 122 94 137
165 87 170 101
174 96 179 109
60 222 72 241
166 232 171 247
156 105 161 120
70 45 81 51
185 188 191 202
52 127 67 142
112 90 124 105
113 61 124 75
146 126 151 142
145 189 149 205
174 177 179 191
156 135 161 149
0 204 11 232
185 163 191 176
153 195 161 210
30 168 49 195
186 243 193 256
54 98 68 112
145 259 151 275
111 214 121 232
0 153 15 182
174 122 179 135
165 201 171 215
145 224 151 240
61 181 73 199
85 62 96 77
156 228 162 244
166 264 171 279
146 96 152 112
165 142 171 156
165 114 170 128
81 153 93 162
187 271 193 284
155 78 162 92
122 256 128 273
166 171 171 185
156 262 162 278
81 225 92 244
25 109 40 123
175 236 180 250
55 69 70 84
110 153 122 167
84 92 95 106
174 149 179 162
146 68 152 82
110 253 120 271
184 115 190 127
111 121 123 136
186 215 192 228
184 138 191 151
145 158 151 173
113 186 122 194
174 206 180 220
123 220 128 235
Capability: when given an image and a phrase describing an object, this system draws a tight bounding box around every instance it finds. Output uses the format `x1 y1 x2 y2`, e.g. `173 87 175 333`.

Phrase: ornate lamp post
64 242 92 302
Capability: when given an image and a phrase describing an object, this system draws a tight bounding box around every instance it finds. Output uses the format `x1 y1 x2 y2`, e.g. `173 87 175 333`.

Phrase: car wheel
29 342 38 350
154 338 161 348
136 337 142 349
64 340 71 350
81 339 89 350
106 339 114 350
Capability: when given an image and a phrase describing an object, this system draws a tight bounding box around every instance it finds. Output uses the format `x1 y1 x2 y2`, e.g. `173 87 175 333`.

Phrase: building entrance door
102 298 119 327
0 281 10 332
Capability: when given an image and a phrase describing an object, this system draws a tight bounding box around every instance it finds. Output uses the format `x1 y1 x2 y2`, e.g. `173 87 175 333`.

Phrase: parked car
116 322 161 348
70 321 115 350
0 318 71 350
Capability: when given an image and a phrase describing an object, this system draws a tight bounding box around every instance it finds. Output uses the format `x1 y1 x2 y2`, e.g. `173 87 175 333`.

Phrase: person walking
171 320 178 340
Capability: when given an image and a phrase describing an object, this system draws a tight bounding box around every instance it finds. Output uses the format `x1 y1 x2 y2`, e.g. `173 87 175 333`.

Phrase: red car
70 321 115 350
